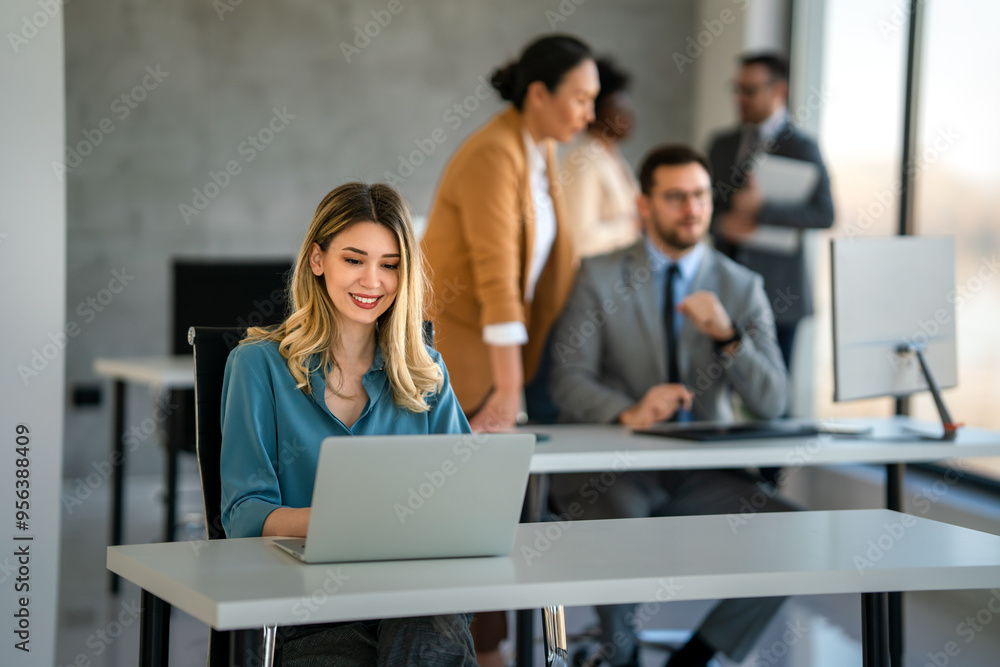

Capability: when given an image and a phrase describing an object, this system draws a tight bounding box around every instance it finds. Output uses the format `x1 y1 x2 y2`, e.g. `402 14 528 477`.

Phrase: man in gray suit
549 145 796 667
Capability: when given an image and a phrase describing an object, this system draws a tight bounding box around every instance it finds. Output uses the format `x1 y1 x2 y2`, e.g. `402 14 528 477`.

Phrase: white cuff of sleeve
482 321 529 346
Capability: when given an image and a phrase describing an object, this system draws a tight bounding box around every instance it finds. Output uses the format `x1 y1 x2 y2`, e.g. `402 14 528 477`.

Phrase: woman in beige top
561 57 641 257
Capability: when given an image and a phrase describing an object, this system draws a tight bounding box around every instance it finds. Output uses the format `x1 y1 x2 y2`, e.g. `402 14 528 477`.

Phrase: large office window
812 0 908 421
910 0 1000 480
812 0 1000 482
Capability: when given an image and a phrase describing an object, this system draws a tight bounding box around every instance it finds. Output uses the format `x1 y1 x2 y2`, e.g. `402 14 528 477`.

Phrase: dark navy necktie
665 264 681 385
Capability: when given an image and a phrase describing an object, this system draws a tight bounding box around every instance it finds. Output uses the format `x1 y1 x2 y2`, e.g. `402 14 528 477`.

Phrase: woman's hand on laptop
262 507 311 538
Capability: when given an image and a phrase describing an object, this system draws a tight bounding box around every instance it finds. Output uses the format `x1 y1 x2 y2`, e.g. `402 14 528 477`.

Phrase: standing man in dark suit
549 145 798 667
708 52 834 376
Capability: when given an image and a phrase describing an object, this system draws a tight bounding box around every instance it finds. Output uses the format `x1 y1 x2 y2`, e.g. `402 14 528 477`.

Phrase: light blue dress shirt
220 339 471 538
643 236 706 421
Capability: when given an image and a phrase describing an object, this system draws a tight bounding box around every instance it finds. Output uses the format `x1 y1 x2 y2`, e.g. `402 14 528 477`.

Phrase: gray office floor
57 468 1000 667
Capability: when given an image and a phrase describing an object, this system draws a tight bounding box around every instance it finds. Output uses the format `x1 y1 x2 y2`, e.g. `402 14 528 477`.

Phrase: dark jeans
525 334 559 424
281 614 477 667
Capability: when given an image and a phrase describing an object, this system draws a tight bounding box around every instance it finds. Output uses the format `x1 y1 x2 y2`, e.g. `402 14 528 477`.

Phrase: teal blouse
220 339 471 538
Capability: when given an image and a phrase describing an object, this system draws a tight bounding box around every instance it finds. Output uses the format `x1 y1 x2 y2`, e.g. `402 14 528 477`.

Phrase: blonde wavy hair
243 182 443 412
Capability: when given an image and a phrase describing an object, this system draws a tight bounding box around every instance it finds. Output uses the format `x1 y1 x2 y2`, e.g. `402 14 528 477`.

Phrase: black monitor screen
171 259 294 355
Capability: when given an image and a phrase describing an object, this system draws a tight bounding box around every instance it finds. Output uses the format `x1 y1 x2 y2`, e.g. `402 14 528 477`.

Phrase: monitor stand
896 343 962 441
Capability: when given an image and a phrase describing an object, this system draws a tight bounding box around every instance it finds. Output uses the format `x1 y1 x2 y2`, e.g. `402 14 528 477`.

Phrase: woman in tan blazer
421 35 598 664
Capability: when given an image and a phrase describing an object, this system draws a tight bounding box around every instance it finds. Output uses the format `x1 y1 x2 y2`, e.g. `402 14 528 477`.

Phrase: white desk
516 417 1000 667
526 418 1000 474
108 510 1000 667
94 355 195 592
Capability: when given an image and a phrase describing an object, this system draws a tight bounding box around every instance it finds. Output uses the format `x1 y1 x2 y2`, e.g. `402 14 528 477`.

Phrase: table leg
139 589 170 667
885 463 905 666
885 462 904 511
861 592 889 667
517 609 535 667
527 472 549 523
516 473 551 667
886 591 903 667
163 389 180 543
232 628 265 666
208 629 230 666
109 380 126 594
541 605 568 667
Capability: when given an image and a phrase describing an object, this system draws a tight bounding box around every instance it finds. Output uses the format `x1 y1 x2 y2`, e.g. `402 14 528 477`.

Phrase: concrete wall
2 1 67 662
689 0 791 150
63 0 699 479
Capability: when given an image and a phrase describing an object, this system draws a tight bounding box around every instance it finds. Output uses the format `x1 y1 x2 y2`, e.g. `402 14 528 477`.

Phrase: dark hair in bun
491 35 593 110
594 57 630 113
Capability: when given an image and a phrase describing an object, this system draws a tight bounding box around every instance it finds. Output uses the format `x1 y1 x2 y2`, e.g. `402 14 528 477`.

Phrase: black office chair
160 260 292 544
189 326 278 667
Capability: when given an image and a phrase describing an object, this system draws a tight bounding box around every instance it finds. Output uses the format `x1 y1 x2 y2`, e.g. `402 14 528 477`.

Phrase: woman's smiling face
309 221 401 332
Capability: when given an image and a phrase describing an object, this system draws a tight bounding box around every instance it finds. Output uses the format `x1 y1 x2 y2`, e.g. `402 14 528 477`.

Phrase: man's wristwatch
714 328 742 351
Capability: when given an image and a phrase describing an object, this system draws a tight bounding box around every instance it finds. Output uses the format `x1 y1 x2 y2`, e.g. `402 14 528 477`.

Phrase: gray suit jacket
549 240 787 424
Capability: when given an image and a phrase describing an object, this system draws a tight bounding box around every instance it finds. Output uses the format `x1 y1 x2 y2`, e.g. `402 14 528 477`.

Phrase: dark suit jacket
708 120 834 325
549 240 787 424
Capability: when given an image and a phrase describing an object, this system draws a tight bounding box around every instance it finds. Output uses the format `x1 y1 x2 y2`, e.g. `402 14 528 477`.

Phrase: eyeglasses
731 80 775 97
661 188 712 208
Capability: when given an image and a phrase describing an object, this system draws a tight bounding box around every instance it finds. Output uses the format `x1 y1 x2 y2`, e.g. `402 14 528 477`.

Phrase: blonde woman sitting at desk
220 182 476 666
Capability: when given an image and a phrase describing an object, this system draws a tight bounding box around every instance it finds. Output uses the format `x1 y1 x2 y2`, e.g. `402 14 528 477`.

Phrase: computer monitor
169 258 294 456
171 258 294 355
830 236 959 438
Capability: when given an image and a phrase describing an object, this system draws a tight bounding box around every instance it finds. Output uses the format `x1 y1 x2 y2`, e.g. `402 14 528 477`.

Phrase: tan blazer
421 106 577 412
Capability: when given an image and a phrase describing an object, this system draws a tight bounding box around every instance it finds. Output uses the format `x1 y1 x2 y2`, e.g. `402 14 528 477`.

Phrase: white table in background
526 417 1000 476
93 355 195 591
515 416 1000 667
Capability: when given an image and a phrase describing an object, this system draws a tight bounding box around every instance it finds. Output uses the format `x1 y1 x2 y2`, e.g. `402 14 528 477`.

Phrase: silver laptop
273 433 535 563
